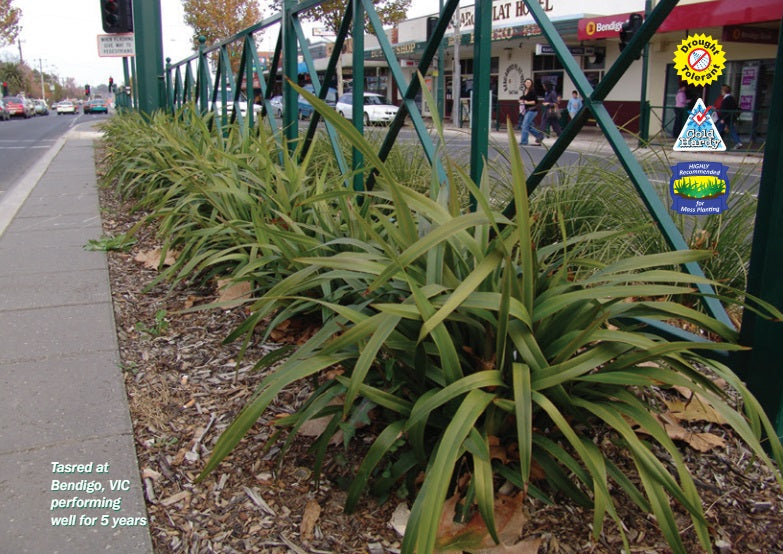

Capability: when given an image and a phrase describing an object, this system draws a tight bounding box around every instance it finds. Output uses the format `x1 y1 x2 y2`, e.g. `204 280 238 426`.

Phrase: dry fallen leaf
664 397 727 425
629 411 726 453
389 502 410 537
667 386 727 424
216 278 253 303
300 499 322 541
436 491 527 552
474 536 544 554
134 248 177 269
295 397 345 445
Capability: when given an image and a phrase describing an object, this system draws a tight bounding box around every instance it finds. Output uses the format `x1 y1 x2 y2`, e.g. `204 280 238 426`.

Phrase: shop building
321 0 780 140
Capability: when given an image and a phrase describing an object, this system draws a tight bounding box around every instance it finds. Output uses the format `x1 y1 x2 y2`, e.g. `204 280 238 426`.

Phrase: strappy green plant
196 82 783 553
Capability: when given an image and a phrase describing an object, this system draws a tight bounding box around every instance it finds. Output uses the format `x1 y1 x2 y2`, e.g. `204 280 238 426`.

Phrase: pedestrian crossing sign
673 98 726 152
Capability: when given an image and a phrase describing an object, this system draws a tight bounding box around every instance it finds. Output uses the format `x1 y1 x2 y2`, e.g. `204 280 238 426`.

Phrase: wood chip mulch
96 169 783 554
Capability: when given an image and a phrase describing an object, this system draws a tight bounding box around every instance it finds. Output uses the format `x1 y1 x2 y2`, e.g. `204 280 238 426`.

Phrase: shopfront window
533 53 563 97
722 59 774 138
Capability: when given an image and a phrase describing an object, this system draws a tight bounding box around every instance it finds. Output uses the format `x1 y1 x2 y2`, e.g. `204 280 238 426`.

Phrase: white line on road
0 145 56 149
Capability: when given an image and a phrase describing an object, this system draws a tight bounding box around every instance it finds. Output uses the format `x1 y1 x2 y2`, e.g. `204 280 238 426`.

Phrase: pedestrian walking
516 95 525 130
567 90 582 120
542 85 562 137
717 84 742 149
673 84 687 137
519 78 544 146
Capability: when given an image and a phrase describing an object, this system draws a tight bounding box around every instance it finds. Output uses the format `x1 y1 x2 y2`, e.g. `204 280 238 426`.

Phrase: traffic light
1 82 7 96
109 76 114 92
85 84 91 98
101 0 133 34
426 16 438 41
619 13 643 58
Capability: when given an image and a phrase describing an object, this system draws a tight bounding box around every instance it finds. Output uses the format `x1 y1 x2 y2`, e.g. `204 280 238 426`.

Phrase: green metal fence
159 0 782 433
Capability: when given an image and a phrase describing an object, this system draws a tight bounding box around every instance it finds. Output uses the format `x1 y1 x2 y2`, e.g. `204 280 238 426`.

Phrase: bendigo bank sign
578 13 638 41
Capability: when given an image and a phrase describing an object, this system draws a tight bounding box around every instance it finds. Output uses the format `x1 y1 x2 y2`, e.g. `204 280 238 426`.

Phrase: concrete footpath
0 123 152 553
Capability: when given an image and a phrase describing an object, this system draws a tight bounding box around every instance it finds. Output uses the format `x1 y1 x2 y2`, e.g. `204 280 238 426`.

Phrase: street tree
280 0 411 37
0 60 24 94
181 0 262 75
271 0 411 93
0 0 21 46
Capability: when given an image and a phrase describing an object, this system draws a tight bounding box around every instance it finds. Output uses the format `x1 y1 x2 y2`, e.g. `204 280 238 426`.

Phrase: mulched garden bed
97 173 783 554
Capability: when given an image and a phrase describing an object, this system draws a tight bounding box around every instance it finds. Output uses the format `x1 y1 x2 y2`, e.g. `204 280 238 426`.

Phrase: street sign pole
122 57 131 109
131 0 164 114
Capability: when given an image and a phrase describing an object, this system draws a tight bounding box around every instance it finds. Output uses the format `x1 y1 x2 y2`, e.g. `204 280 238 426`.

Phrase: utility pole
39 59 45 101
451 3 460 127
17 38 23 64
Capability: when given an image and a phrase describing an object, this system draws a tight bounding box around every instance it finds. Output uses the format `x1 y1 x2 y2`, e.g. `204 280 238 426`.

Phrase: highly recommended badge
674 98 726 152
673 34 726 86
670 162 730 215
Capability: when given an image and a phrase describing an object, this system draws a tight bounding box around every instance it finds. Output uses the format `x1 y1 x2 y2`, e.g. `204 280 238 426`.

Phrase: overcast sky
0 1 435 93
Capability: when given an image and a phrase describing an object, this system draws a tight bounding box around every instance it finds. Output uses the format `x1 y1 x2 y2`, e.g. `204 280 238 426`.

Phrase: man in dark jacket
717 85 742 149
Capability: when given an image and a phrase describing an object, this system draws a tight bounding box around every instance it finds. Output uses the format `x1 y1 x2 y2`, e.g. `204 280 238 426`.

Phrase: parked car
303 84 338 109
3 96 32 118
267 94 314 120
211 89 262 119
23 97 35 116
33 99 49 115
0 99 10 120
84 98 108 114
56 100 78 115
335 92 399 125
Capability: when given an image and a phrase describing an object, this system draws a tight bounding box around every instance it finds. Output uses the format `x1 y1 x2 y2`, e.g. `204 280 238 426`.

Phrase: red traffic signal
85 84 91 97
101 0 133 34
619 13 644 57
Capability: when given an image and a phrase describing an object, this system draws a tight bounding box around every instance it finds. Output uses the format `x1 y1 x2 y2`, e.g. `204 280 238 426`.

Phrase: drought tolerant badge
673 33 726 87
670 161 730 215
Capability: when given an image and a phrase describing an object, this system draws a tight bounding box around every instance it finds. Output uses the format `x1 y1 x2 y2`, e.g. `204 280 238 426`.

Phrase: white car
56 101 77 115
335 92 399 125
212 90 261 119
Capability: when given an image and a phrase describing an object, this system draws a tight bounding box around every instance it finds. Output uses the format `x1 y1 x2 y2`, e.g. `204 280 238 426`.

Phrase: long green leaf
197 353 351 480
512 363 532 485
402 389 495 554
345 420 406 512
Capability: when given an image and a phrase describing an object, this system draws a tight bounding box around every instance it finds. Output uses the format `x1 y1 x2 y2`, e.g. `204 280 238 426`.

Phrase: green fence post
198 36 209 115
122 56 131 109
469 0 491 201
131 0 164 114
737 18 783 436
283 0 299 150
352 0 365 192
165 57 172 113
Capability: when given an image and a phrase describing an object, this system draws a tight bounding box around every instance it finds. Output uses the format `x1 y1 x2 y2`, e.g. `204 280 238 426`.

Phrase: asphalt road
0 110 110 202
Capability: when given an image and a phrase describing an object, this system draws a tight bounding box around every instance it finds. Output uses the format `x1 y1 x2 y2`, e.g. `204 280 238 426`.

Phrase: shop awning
578 0 783 40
